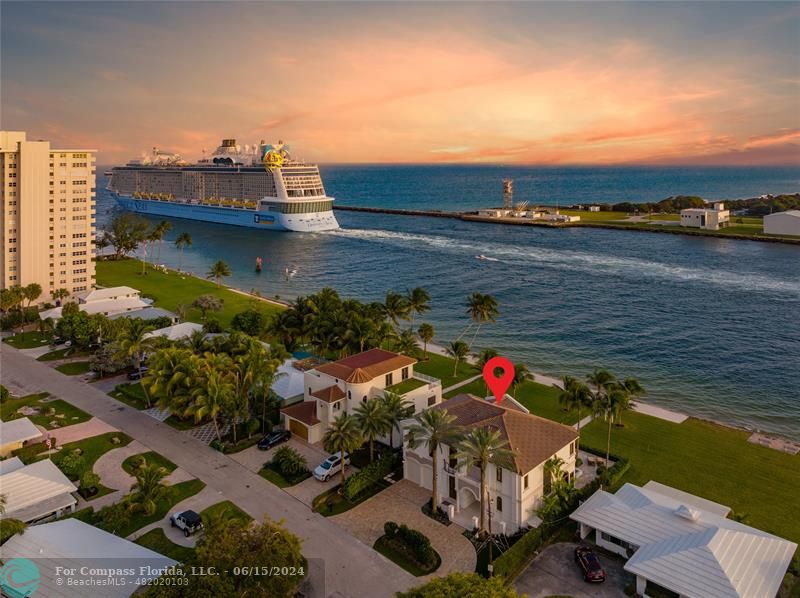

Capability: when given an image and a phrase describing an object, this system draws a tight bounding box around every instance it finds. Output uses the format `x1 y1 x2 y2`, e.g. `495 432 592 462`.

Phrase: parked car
574 546 606 583
170 510 203 537
313 452 351 482
51 336 66 346
127 367 149 381
257 429 291 450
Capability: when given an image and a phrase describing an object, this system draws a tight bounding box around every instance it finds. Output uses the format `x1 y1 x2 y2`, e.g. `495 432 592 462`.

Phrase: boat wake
328 228 800 297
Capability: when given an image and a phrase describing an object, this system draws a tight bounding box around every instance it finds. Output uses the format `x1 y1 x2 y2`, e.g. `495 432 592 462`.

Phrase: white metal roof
2 518 177 598
76 285 140 302
41 296 149 320
0 456 25 475
272 359 306 399
765 210 800 219
144 321 204 341
0 459 77 521
0 417 42 445
571 482 797 598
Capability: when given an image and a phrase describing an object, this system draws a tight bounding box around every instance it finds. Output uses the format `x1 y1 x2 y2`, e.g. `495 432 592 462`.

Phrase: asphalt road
1 345 416 598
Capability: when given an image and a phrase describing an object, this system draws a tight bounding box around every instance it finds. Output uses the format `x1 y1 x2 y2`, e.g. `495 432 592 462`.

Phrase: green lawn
259 463 311 488
444 379 580 426
312 481 391 516
55 361 92 375
122 451 177 476
134 528 195 563
414 353 479 389
199 500 253 526
580 412 800 544
559 209 632 221
96 258 284 328
117 479 207 538
1 392 91 430
38 347 90 361
386 377 427 395
109 383 151 410
3 331 52 349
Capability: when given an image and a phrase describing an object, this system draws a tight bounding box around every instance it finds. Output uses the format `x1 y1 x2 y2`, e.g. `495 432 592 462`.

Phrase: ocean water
95 166 800 439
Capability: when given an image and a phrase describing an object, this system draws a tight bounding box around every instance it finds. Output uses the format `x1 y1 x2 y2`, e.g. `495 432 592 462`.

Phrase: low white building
41 285 148 320
281 348 442 444
588 206 601 212
478 209 511 218
680 202 730 230
0 458 78 523
764 210 800 236
143 321 204 341
571 481 797 598
0 417 42 457
403 393 579 534
2 518 177 598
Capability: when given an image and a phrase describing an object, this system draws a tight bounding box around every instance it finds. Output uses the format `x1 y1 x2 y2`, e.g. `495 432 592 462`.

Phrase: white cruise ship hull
112 194 339 232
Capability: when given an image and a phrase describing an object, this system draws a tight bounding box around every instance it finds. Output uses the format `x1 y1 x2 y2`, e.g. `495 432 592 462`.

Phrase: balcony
385 377 428 396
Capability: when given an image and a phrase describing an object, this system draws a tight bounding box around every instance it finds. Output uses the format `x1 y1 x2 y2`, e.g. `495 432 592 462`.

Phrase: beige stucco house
281 348 442 444
403 393 579 534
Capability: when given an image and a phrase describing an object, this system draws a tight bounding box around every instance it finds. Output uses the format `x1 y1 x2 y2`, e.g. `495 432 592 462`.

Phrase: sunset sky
2 1 799 165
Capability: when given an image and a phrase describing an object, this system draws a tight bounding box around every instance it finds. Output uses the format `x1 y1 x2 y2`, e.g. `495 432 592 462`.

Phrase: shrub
0 385 9 403
80 470 100 490
272 446 307 477
492 526 545 580
231 309 268 337
396 524 436 566
98 502 131 534
342 452 395 501
203 318 223 333
58 452 86 478
384 521 399 538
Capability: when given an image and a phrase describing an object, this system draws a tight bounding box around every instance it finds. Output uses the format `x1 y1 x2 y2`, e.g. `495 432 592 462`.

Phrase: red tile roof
310 385 346 403
433 394 578 474
281 401 320 426
315 348 416 384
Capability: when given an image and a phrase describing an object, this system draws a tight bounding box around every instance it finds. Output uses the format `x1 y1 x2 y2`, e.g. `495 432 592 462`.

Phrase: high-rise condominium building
1 131 96 303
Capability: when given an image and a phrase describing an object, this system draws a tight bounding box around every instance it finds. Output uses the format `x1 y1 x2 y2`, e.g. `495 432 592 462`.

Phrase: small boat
476 254 498 262
255 257 263 273
104 170 113 176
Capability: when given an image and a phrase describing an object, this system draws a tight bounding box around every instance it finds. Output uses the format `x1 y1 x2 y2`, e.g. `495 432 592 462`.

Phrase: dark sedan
257 429 291 450
574 546 606 583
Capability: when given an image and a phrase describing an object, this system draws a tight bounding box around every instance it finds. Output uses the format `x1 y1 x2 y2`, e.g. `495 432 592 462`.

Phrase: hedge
342 452 396 501
384 521 437 567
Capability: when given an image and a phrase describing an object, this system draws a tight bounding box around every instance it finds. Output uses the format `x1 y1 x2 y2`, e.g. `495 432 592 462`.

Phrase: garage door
288 419 308 441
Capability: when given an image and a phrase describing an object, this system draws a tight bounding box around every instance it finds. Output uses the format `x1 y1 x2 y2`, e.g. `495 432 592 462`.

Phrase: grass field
259 463 311 488
415 353 480 389
444 378 579 425
122 451 177 475
38 347 89 361
559 209 632 221
1 392 91 430
580 412 800 544
55 361 91 375
95 258 284 328
200 500 253 526
3 332 52 349
109 382 151 410
134 528 195 563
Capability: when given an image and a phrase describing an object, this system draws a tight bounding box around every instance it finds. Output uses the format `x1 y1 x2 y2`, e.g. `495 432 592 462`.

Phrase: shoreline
334 205 800 245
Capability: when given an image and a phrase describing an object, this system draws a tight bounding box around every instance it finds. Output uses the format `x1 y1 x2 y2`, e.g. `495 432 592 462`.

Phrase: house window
448 446 457 469
362 396 367 404
385 373 393 386
570 442 575 456
496 496 503 512
347 391 351 400
496 468 503 483
427 395 436 407
334 401 341 411
448 475 456 500
401 367 409 380
524 474 529 489
308 387 311 395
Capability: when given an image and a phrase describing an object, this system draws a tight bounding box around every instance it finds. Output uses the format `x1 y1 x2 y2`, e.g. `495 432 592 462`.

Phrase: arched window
347 391 351 400
362 396 367 403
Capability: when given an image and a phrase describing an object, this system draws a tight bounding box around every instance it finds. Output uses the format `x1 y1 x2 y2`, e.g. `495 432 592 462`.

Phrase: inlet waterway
96 167 800 440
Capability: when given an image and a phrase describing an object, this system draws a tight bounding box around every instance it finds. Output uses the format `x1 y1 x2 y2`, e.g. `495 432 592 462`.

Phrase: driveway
91 373 129 394
230 438 329 474
514 542 633 598
50 417 118 445
332 479 476 581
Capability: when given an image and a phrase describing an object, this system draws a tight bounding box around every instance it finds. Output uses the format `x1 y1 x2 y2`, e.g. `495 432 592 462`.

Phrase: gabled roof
144 321 203 341
281 401 320 426
0 417 42 445
432 394 578 474
315 348 416 384
2 518 176 598
311 385 346 403
76 285 140 302
765 209 800 219
571 482 797 598
0 459 77 521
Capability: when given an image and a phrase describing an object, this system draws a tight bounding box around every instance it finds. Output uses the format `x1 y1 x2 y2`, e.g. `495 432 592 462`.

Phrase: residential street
1 345 416 598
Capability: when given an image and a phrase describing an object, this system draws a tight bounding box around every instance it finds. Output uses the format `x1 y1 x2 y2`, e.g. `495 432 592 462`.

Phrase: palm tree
559 376 592 438
383 291 411 329
151 220 172 264
446 340 470 377
462 293 499 348
511 363 530 399
473 348 499 396
586 368 615 401
127 460 169 516
381 391 414 449
354 398 392 463
116 319 156 406
188 366 234 443
417 323 434 359
174 232 192 271
616 377 644 426
406 287 431 325
543 456 565 494
405 408 460 513
50 288 70 306
322 412 362 486
393 329 419 357
22 283 42 311
145 347 197 415
455 427 516 536
593 387 627 466
343 315 376 353
207 260 232 286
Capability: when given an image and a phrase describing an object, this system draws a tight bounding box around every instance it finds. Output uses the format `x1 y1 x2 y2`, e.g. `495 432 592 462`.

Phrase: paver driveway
514 542 632 598
332 479 476 581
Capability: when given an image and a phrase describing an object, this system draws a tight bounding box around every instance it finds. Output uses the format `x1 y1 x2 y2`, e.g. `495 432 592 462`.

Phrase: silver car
313 452 350 482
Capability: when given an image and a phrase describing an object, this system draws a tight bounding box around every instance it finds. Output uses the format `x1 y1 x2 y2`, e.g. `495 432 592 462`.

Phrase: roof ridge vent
674 504 701 522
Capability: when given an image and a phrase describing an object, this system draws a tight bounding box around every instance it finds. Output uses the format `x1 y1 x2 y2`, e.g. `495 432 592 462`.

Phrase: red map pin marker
483 356 514 404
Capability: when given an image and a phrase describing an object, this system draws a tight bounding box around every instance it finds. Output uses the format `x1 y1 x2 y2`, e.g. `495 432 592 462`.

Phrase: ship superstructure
107 139 339 232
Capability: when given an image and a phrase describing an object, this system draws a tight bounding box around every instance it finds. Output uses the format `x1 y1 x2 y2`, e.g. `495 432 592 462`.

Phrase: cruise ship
107 139 339 232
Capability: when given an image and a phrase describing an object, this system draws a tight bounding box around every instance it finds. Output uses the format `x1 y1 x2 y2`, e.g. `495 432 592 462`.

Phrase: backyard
96 258 284 328
415 353 479 389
